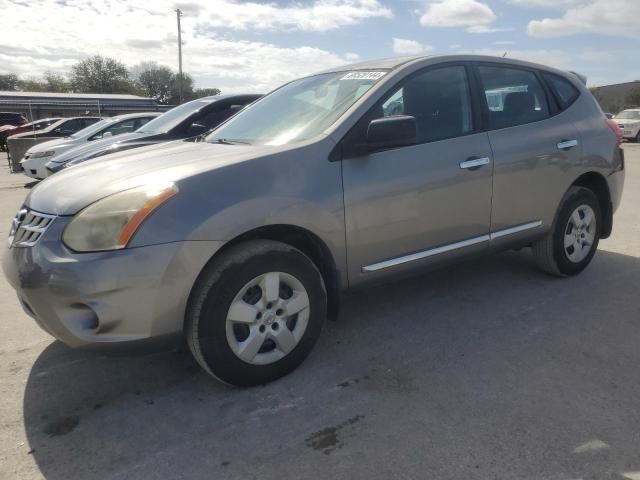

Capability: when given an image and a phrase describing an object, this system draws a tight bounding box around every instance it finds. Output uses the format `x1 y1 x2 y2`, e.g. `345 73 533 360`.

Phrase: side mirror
187 122 208 137
366 116 417 148
102 131 113 138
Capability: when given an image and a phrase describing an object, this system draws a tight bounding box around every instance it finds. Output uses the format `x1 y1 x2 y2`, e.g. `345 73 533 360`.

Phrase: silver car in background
20 112 161 179
3 55 625 386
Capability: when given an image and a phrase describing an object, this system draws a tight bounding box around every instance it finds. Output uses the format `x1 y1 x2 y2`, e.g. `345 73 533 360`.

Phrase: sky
1 0 639 94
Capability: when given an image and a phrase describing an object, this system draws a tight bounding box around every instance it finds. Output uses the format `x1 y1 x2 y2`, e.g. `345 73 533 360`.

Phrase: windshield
615 110 640 120
70 118 111 138
137 99 209 134
206 71 385 145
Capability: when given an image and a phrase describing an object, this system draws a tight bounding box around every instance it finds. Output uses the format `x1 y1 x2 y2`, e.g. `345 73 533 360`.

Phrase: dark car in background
0 117 61 151
9 116 102 142
0 112 27 127
45 94 261 174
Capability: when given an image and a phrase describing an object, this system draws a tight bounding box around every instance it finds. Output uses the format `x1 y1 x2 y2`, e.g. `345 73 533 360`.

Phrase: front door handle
460 157 491 170
557 139 578 150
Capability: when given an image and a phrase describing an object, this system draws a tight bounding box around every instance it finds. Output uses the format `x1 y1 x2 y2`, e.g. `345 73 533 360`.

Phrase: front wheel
186 240 326 386
532 186 601 277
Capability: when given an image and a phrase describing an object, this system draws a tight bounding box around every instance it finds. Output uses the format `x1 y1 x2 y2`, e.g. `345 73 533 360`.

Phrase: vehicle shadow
22 248 640 480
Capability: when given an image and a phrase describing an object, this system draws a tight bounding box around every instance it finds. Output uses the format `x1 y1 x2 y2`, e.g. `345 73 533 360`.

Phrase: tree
0 73 19 91
70 55 135 94
194 88 221 98
18 78 46 91
168 72 196 104
626 88 640 108
43 71 69 93
131 62 174 103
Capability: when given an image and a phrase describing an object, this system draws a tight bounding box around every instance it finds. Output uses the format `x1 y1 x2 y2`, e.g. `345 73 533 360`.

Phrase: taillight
606 118 623 145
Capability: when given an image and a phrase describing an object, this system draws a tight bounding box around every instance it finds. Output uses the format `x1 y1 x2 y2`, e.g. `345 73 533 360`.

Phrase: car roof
194 94 263 104
27 117 62 125
317 54 580 81
104 112 162 121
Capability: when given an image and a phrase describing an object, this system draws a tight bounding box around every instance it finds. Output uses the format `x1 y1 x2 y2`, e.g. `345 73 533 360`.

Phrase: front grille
9 208 56 247
618 124 625 128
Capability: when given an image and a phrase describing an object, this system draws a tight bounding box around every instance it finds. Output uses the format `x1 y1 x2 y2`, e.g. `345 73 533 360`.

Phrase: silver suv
2 56 625 386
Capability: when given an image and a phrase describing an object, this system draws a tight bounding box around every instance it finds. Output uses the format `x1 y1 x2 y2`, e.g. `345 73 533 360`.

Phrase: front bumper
620 125 640 139
2 215 223 347
20 156 51 180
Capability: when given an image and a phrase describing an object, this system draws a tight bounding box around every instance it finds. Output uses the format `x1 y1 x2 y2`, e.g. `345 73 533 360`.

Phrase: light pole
176 8 183 104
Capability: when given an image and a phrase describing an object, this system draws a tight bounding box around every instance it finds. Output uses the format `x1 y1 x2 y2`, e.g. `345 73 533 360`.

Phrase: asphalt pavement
1 147 639 480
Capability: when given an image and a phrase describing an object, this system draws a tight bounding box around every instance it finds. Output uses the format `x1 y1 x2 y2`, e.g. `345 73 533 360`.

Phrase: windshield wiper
211 138 251 145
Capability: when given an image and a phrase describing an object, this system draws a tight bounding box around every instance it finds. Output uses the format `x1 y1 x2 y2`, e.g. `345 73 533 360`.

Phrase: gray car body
3 55 625 347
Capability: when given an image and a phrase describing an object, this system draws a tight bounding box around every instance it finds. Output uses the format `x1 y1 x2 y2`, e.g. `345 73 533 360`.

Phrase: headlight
31 150 55 159
62 183 178 252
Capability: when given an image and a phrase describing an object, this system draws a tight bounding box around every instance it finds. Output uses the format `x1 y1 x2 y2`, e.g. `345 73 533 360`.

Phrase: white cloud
493 40 514 45
392 37 432 55
527 0 640 38
0 0 389 93
201 0 393 32
506 0 582 7
419 0 500 33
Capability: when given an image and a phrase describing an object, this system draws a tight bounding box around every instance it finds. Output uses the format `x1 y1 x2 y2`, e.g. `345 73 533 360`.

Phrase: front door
341 65 494 285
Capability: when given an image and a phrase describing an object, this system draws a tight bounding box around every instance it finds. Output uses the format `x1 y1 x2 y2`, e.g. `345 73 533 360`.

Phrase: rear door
341 64 494 285
474 64 583 246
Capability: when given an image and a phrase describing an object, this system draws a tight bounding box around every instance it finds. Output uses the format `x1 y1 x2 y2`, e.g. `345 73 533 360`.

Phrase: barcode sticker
340 71 386 81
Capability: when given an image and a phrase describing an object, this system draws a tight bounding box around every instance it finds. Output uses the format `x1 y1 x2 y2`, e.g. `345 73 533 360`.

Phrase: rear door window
542 72 580 110
477 66 549 130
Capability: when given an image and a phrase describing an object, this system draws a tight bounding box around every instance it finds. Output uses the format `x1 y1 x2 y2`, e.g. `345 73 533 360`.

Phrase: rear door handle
460 157 491 170
557 139 578 150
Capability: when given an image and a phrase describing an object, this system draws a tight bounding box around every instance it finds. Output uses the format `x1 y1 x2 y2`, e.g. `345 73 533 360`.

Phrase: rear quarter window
542 72 580 110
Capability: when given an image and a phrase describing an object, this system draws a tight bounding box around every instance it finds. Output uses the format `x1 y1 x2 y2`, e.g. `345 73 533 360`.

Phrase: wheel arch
570 171 613 239
188 224 342 322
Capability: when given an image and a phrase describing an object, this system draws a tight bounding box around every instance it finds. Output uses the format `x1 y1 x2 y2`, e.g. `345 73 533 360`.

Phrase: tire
186 240 327 387
532 186 601 277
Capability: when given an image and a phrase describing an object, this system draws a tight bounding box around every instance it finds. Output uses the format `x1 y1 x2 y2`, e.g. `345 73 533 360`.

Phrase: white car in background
614 109 640 142
20 112 161 179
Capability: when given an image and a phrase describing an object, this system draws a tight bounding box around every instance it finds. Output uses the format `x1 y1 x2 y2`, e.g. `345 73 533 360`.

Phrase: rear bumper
2 217 223 347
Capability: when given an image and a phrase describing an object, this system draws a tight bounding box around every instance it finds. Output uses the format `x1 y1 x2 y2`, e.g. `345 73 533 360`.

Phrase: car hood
27 137 75 153
49 131 149 164
25 140 284 215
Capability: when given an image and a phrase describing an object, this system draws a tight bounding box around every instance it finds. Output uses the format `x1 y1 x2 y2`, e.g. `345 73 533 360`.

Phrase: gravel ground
1 146 640 480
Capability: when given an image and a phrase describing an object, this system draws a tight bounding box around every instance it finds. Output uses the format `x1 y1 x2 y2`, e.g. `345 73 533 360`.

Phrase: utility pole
176 8 184 104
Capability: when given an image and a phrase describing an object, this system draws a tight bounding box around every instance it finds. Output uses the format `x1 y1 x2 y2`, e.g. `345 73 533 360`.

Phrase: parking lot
0 146 638 480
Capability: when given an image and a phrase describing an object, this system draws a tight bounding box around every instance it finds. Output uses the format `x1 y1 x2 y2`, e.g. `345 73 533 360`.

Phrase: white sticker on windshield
340 71 386 81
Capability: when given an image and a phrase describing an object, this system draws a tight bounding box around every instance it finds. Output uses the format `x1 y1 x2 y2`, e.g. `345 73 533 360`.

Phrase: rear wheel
532 186 601 277
186 240 326 386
